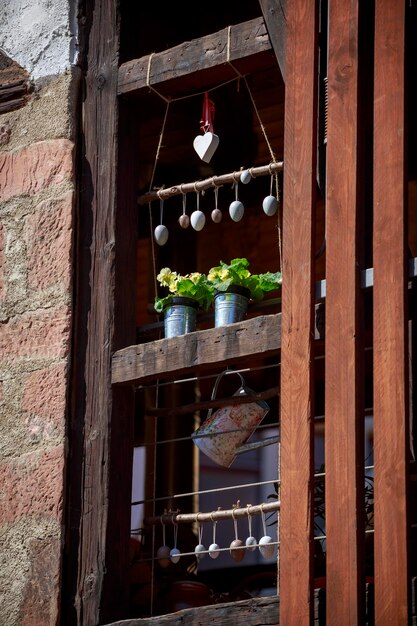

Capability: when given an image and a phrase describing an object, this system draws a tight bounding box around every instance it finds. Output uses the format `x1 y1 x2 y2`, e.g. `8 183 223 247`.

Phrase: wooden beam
325 0 365 622
279 0 318 623
118 17 277 97
258 0 286 80
112 313 281 386
373 1 409 623
66 1 135 624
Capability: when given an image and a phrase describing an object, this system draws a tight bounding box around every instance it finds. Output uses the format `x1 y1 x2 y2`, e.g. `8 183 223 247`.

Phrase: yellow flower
188 272 202 284
168 278 179 293
157 268 177 287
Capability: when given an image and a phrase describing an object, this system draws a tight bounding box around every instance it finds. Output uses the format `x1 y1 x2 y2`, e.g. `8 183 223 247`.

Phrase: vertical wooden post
373 1 409 623
66 1 136 624
325 0 365 623
280 1 318 623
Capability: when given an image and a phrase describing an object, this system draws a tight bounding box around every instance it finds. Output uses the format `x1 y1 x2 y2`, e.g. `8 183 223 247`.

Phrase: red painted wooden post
373 1 410 623
280 1 318 623
325 0 366 623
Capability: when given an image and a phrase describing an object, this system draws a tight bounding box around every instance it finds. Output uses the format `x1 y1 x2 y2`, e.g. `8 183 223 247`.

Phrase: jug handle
207 370 245 420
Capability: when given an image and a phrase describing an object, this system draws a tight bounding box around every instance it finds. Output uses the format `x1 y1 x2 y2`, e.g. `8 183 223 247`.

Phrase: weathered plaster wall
0 2 79 624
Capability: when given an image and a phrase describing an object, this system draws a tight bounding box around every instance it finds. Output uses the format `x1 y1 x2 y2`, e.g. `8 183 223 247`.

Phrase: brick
0 138 74 202
22 364 67 421
0 445 65 525
25 192 73 290
0 306 71 360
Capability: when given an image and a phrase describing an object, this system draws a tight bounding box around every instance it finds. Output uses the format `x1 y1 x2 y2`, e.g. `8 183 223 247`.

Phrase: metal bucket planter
164 297 198 338
214 285 250 327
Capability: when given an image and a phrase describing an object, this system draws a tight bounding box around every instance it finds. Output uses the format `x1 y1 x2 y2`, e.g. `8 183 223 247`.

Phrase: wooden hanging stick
137 161 283 205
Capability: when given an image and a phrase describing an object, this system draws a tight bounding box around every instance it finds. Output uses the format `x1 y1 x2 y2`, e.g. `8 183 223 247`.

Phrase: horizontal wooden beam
112 313 281 385
118 17 277 97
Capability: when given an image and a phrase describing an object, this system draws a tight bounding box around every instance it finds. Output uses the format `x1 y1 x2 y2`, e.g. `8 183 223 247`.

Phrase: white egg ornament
169 547 181 564
259 535 275 559
208 543 220 559
154 224 169 246
262 195 278 216
157 545 171 568
190 210 206 231
194 543 206 561
245 536 258 552
229 200 244 222
240 169 252 185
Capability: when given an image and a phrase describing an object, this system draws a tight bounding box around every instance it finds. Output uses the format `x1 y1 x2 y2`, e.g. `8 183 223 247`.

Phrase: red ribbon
200 91 215 134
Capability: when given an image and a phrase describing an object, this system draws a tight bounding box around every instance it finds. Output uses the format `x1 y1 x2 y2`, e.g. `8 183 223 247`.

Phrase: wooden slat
324 1 365 623
118 18 276 96
279 0 318 623
258 0 287 80
373 1 409 623
112 313 281 385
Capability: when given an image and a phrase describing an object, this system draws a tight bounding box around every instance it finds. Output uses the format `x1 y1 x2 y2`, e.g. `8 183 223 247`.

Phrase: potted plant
207 258 282 326
154 267 214 338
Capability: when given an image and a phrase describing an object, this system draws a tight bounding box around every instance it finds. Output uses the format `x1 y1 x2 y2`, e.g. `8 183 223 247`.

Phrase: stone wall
0 67 79 625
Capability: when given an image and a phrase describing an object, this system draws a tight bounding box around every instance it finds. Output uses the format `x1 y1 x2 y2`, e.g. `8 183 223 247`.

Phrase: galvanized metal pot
164 297 198 338
214 285 250 327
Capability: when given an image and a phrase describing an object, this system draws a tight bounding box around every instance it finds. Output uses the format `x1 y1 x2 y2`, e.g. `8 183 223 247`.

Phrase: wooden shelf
111 313 281 386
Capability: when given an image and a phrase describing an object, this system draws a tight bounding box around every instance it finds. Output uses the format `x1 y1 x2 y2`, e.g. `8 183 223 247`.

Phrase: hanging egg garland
229 180 244 222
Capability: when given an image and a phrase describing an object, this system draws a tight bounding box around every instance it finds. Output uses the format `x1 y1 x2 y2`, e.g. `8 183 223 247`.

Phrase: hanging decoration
154 198 169 246
194 514 206 561
157 515 171 567
211 186 222 223
262 172 279 217
169 514 181 563
240 168 252 185
190 189 206 231
193 91 219 163
178 188 190 229
229 504 245 562
228 176 244 222
245 504 257 552
259 504 275 559
208 512 220 559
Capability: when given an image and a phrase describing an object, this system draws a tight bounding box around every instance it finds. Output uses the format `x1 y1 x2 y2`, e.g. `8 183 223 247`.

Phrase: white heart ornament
193 132 219 163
